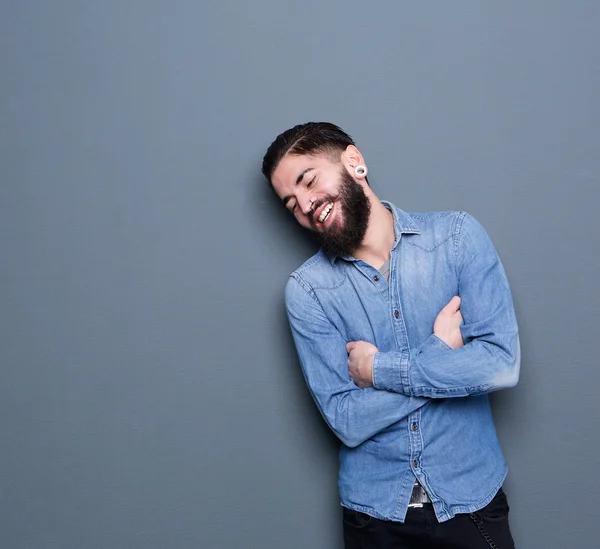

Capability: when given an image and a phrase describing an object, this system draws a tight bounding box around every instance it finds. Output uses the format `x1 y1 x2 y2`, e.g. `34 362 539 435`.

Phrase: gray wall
1 2 598 548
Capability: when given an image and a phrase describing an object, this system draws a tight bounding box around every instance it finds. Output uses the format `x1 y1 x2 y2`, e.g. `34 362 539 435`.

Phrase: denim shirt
284 203 520 523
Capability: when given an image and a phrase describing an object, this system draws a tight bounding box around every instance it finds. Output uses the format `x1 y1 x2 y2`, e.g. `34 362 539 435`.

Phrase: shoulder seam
289 272 319 303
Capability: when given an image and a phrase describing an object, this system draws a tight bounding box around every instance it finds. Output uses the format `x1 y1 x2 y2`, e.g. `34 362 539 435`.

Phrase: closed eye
307 176 316 188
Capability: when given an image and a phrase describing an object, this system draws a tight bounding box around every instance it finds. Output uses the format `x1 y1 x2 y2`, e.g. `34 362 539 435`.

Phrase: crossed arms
285 213 520 447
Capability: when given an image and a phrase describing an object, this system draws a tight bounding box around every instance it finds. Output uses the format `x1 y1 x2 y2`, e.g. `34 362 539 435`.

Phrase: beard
309 168 371 258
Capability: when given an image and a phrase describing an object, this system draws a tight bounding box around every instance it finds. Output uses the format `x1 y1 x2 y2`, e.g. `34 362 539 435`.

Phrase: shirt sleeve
285 276 429 447
372 212 520 398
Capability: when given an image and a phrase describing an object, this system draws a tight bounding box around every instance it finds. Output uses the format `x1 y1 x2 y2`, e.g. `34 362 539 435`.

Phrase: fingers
347 340 379 354
442 295 461 314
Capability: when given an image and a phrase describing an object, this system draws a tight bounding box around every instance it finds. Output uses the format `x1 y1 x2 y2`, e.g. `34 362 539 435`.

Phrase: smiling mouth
317 202 334 223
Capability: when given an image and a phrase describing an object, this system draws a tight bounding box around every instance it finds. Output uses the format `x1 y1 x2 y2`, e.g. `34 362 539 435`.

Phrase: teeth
318 203 333 223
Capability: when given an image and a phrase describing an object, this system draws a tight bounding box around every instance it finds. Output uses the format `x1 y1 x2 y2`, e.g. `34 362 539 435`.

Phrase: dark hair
262 122 355 183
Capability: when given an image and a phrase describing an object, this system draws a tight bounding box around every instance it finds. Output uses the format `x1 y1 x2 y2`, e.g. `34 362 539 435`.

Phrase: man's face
271 151 371 257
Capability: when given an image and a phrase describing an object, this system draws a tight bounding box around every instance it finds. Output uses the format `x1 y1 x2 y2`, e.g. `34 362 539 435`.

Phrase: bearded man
262 122 520 549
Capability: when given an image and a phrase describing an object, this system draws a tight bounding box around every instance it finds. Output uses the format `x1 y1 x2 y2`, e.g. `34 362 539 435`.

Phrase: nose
298 195 316 216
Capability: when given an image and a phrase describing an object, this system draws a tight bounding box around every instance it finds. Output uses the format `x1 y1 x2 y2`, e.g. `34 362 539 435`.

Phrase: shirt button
413 460 418 468
394 310 400 319
374 275 380 281
412 423 418 431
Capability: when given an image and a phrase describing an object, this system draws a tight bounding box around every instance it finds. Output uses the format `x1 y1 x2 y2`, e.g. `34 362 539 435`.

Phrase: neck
352 194 395 269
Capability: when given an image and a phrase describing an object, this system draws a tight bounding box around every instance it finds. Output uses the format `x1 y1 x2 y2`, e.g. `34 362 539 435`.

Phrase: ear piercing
354 165 368 178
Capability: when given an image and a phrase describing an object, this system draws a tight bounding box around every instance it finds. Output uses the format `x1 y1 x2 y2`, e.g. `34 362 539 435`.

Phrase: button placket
388 248 427 492
388 253 410 389
408 409 424 490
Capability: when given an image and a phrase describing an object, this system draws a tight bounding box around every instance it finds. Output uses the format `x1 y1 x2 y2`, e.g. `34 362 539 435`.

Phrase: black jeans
343 487 515 549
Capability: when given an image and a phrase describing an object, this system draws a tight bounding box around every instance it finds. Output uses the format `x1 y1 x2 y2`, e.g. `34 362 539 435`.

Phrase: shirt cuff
372 350 408 394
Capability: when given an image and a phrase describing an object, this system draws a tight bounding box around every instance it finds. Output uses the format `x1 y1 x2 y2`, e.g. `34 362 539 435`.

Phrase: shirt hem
340 467 508 524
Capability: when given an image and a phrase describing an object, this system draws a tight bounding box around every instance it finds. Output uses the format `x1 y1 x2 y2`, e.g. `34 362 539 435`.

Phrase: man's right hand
433 296 465 349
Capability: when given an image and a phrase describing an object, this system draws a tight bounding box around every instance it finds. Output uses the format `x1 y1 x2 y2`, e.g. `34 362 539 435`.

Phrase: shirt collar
327 201 420 264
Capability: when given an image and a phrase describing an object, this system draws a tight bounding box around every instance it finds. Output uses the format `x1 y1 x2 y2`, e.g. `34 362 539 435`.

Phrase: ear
341 145 365 172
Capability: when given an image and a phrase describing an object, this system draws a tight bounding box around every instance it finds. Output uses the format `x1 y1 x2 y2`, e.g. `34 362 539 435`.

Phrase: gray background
1 1 598 548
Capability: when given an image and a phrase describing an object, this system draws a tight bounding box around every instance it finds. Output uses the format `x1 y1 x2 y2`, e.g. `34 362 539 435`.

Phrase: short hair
262 122 355 183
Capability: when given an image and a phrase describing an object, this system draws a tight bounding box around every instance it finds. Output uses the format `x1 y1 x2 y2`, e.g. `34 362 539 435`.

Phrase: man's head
262 122 372 257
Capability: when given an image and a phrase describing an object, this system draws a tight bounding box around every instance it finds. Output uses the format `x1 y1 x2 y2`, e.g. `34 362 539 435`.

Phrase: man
262 122 520 548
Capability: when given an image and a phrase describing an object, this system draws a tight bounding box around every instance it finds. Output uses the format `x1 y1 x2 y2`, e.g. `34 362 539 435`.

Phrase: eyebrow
282 167 315 207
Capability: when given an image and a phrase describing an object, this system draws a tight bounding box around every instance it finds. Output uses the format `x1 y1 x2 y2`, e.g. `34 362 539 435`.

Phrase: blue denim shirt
284 203 520 523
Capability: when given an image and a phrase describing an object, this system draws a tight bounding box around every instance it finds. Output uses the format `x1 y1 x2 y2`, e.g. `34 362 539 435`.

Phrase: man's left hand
347 340 378 388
